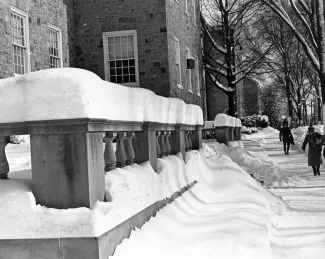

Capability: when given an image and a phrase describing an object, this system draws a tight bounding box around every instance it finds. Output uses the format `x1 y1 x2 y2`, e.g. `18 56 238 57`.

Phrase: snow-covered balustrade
214 114 241 145
0 68 203 210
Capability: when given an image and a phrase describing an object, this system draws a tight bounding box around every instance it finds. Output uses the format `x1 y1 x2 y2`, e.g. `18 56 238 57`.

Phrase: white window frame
48 23 63 68
103 30 139 86
193 0 197 25
10 6 30 75
196 57 201 97
185 0 189 15
174 36 182 89
186 47 192 93
175 0 179 3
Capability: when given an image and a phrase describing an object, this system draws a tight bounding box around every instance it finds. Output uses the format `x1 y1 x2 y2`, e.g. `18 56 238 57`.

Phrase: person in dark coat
279 121 293 155
302 125 323 176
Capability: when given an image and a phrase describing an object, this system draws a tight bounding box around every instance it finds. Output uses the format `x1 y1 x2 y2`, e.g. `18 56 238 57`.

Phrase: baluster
156 131 161 158
165 131 171 156
124 132 135 166
115 132 126 168
188 131 192 150
159 131 166 157
104 132 117 172
0 136 10 179
184 130 189 152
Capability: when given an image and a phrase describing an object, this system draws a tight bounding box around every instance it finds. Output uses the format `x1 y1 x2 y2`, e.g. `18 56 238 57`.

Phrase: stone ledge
0 181 197 259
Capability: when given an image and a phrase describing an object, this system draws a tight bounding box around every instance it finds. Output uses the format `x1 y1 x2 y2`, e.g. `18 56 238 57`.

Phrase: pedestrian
279 121 293 155
302 125 323 176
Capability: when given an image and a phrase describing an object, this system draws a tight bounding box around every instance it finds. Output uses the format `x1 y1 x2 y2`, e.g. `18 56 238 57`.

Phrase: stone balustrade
0 119 202 210
213 114 242 146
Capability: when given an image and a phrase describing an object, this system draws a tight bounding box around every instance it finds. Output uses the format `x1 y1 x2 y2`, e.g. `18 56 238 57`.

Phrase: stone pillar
104 132 116 172
115 132 126 168
0 136 10 180
187 131 192 150
156 131 161 158
228 127 234 142
215 126 229 146
170 126 186 158
164 131 171 155
30 132 105 209
124 132 135 166
191 126 202 150
133 124 157 172
233 127 238 141
184 130 189 152
238 127 242 141
158 131 166 157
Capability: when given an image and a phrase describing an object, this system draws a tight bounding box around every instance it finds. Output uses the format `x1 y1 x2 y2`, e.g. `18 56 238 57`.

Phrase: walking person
302 125 323 176
279 121 293 155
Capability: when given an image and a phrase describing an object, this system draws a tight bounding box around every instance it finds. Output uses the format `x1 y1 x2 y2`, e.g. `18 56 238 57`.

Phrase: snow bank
111 149 286 259
0 68 203 125
214 114 240 127
203 142 283 186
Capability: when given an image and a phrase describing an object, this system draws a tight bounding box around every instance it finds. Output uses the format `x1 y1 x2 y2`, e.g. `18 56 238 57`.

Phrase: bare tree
201 0 272 116
260 0 325 124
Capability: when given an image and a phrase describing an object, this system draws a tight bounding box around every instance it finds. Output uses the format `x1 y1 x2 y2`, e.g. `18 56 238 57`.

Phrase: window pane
110 76 117 83
116 76 122 83
122 60 128 67
110 61 116 68
108 37 114 44
116 68 122 75
129 59 135 66
115 51 122 59
116 60 122 67
130 75 136 82
121 36 127 43
123 75 130 83
122 51 128 59
129 67 135 74
110 69 116 76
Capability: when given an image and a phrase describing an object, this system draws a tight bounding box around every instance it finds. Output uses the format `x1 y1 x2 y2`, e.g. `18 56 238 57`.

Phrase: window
186 47 192 92
174 36 182 88
48 24 63 68
10 7 30 75
103 30 139 85
193 0 197 25
185 0 189 15
196 57 200 96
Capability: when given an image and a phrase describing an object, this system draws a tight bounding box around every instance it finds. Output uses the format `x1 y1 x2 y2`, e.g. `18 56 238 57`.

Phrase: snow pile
0 68 203 125
203 142 283 186
111 150 286 259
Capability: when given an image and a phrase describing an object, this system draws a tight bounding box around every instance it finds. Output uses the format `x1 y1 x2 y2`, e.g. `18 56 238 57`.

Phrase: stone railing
0 68 204 211
213 114 242 146
0 119 202 210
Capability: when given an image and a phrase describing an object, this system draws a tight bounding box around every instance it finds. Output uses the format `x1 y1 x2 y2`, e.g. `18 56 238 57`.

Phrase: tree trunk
284 58 293 117
316 0 325 127
228 91 235 116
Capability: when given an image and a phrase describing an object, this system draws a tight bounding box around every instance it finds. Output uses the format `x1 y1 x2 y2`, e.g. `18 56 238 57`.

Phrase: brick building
0 0 205 114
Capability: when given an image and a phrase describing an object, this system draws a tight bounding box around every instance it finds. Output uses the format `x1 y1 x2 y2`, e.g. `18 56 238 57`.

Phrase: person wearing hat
302 125 323 176
279 121 293 155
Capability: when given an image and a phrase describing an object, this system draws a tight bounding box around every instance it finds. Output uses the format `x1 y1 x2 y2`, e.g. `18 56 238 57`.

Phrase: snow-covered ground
1 126 325 258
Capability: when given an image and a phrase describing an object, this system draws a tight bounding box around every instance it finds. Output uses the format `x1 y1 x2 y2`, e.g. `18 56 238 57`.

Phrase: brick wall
0 0 72 79
165 0 204 109
73 0 170 97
